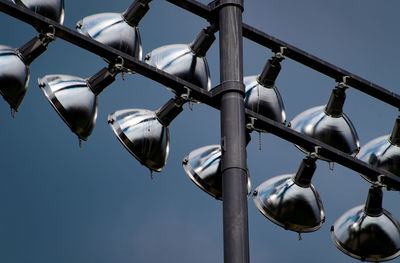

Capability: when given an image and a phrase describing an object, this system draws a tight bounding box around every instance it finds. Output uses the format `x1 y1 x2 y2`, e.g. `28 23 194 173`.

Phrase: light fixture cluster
0 0 63 115
1 0 400 262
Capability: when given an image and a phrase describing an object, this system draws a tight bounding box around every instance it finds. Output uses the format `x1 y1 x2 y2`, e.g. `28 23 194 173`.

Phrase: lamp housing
291 105 359 160
182 145 251 200
331 187 400 262
77 13 142 62
38 67 116 140
144 26 215 93
244 75 286 125
12 0 65 24
358 117 400 183
108 109 170 172
253 156 325 233
0 45 29 111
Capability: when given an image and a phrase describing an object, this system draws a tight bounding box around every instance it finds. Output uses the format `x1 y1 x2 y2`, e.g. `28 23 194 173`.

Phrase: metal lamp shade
290 105 360 160
331 205 400 262
108 109 169 172
244 75 286 124
0 45 29 111
357 135 400 182
182 145 251 200
145 44 211 92
77 13 142 62
12 0 65 24
253 174 325 233
38 74 97 141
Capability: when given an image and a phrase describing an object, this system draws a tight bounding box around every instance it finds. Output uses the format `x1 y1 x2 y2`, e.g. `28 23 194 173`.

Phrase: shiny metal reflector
331 187 400 262
244 75 286 125
108 109 169 172
253 156 325 233
182 145 251 200
145 44 211 92
38 74 97 140
0 45 29 111
358 135 400 183
12 0 65 24
77 13 142 61
291 105 360 160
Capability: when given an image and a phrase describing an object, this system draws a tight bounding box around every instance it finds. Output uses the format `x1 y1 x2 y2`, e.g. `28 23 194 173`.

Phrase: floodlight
76 0 152 61
144 26 215 92
0 31 54 113
38 66 118 141
244 54 286 126
253 155 325 233
12 0 65 24
108 97 184 172
357 117 400 183
331 186 400 262
290 83 360 160
182 144 252 200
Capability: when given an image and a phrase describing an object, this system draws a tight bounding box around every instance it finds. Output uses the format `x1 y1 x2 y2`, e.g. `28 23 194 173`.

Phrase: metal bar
166 0 400 109
242 24 400 109
165 0 212 19
216 1 250 263
246 109 400 191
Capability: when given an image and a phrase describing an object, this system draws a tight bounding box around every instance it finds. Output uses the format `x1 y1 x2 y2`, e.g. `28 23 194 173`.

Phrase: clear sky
1 0 400 262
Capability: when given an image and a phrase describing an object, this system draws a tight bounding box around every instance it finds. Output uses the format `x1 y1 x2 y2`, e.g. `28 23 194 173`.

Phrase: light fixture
12 0 65 24
108 96 185 172
76 0 151 61
144 25 215 92
290 80 360 160
182 144 252 200
0 29 55 114
253 155 325 233
331 186 400 262
357 116 400 183
38 64 119 141
244 52 286 126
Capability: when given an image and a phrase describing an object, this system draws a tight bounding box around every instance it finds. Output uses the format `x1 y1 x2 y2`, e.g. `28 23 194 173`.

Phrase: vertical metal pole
217 1 249 263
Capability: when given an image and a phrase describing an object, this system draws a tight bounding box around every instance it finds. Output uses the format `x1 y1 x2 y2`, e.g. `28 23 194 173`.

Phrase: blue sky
1 0 400 262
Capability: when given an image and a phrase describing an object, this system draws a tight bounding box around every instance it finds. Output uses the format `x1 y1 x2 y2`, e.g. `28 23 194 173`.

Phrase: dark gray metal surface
216 1 249 263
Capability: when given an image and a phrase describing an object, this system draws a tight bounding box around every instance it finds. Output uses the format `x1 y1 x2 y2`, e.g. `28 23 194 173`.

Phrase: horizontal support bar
245 109 400 191
166 0 400 109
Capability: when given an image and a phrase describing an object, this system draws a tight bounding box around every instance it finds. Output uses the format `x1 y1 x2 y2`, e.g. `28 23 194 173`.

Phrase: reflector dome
244 75 286 124
0 45 29 111
331 205 400 261
38 74 97 141
358 135 400 183
77 13 142 61
108 109 169 172
291 105 360 160
253 174 325 232
182 145 251 200
12 0 65 24
145 44 211 92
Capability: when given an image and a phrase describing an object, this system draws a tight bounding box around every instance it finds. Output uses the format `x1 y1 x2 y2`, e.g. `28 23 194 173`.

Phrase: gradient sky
1 0 400 262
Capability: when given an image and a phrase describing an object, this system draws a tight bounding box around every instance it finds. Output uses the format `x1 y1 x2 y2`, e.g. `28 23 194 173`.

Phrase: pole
216 1 249 263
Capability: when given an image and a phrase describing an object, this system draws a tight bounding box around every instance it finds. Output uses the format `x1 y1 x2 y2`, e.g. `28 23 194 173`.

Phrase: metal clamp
274 46 287 60
246 116 267 133
211 81 245 99
208 0 244 11
40 25 56 45
338 76 350 89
